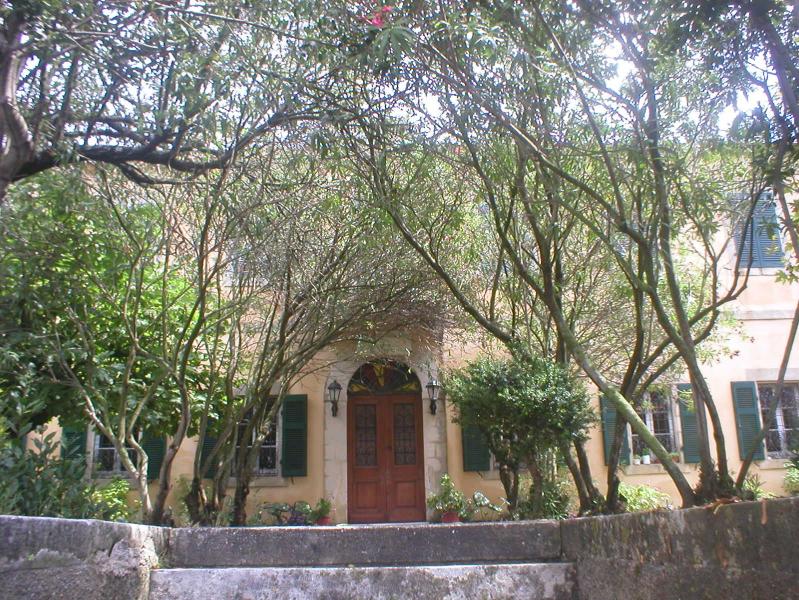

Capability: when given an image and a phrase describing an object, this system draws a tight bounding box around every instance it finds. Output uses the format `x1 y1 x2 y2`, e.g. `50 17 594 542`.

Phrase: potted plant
632 454 641 465
641 449 651 465
669 451 681 463
310 498 333 526
427 474 466 523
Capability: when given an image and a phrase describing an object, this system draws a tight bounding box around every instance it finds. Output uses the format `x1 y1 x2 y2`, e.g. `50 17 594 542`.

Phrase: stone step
149 563 576 600
168 520 561 568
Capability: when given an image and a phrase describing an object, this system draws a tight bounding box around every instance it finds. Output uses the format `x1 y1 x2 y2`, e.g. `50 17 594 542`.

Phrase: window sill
756 459 792 471
622 463 696 476
737 266 782 277
227 476 289 488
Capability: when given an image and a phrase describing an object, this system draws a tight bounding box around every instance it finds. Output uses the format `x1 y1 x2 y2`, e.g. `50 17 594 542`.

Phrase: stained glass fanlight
347 360 421 396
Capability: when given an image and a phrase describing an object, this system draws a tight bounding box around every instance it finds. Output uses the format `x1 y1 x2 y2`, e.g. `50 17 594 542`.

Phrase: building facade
53 197 799 523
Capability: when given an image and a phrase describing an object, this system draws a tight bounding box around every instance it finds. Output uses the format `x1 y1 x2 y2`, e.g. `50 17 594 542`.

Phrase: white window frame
92 432 134 476
630 388 679 460
756 382 799 459
236 407 281 477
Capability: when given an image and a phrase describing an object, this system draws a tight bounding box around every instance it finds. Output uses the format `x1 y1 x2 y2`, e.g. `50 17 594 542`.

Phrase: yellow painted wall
40 270 798 521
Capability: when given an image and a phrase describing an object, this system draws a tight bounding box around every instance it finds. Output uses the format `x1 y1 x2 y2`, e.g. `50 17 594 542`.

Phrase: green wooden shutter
461 424 491 472
754 194 783 268
600 396 630 465
281 394 307 477
677 384 701 463
736 194 783 268
732 381 765 460
61 425 87 460
141 434 167 481
200 434 218 478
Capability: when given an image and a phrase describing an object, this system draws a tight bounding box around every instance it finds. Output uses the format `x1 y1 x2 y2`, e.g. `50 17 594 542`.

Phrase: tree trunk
231 471 251 526
561 440 591 514
498 463 520 512
574 439 604 512
527 457 545 518
605 417 628 513
0 11 34 205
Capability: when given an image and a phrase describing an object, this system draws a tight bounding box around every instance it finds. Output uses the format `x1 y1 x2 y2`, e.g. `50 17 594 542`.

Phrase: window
236 405 280 476
735 192 784 268
94 433 135 474
757 383 799 458
631 389 677 456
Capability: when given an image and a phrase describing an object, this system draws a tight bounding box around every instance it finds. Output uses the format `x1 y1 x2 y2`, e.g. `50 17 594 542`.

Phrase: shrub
309 498 333 523
513 472 573 520
426 474 503 521
446 353 594 516
742 473 775 500
784 465 799 496
0 426 136 521
90 478 135 522
618 482 672 512
782 451 799 495
426 474 467 515
257 501 312 525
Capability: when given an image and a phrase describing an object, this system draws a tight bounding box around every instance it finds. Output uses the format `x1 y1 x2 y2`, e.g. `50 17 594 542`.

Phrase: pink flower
364 5 393 28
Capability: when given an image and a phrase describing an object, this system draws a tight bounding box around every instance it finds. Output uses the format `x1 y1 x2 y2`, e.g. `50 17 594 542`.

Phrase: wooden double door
347 394 426 523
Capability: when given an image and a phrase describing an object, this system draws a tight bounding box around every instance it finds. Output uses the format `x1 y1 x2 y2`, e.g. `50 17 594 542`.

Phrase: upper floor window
757 383 799 458
735 192 784 268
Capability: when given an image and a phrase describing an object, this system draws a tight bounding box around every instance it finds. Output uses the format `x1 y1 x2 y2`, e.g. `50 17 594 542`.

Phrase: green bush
91 478 135 522
0 426 136 521
513 472 572 520
446 353 593 516
426 474 503 521
783 455 799 495
0 430 95 518
618 482 672 512
742 473 775 500
784 467 799 495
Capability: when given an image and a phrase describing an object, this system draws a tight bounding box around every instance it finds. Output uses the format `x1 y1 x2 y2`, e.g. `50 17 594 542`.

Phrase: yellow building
53 197 798 523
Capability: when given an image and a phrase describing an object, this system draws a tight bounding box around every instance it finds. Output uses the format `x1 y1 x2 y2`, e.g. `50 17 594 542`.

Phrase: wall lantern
327 379 342 417
426 377 441 415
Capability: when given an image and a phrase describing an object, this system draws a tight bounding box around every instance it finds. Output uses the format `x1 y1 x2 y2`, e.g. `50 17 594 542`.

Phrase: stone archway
346 361 426 523
323 351 447 523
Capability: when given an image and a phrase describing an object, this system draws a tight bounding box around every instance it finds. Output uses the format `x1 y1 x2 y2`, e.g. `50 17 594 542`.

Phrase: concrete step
168 521 561 568
149 563 576 600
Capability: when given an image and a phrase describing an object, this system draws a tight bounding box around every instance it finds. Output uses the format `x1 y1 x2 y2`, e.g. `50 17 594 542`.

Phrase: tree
0 1 333 201
446 353 594 517
664 0 799 489
325 0 770 505
179 148 445 525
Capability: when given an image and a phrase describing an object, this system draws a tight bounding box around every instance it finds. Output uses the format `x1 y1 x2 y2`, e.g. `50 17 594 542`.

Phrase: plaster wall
40 269 799 520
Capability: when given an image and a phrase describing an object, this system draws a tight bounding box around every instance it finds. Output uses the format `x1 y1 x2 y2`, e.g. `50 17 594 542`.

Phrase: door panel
348 394 425 523
348 401 385 521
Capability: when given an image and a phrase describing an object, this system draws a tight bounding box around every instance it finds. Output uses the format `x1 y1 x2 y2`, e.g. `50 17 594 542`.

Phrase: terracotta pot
315 516 333 526
441 510 460 523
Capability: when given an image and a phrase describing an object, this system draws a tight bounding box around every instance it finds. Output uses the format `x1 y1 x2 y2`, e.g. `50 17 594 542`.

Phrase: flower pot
642 454 651 465
441 510 460 523
315 516 333 526
633 458 641 465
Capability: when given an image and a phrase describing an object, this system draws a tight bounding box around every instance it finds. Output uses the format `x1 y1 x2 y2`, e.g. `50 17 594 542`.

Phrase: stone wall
0 515 168 600
1 497 797 599
562 496 799 600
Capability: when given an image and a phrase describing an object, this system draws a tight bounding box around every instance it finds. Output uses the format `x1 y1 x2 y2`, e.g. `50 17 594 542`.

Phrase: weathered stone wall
1 497 797 599
0 516 168 600
562 496 799 600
